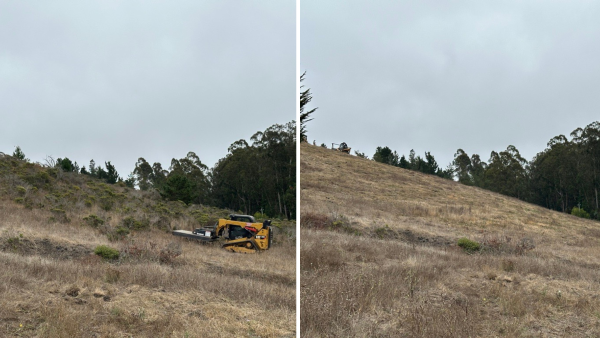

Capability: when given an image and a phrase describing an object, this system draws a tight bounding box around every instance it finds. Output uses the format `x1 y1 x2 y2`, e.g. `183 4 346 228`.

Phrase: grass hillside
0 154 295 337
301 143 600 337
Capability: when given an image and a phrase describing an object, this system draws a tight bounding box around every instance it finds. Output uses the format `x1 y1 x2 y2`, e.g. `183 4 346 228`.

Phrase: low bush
457 237 480 253
83 214 104 227
122 216 150 230
16 186 27 195
99 196 114 211
115 226 130 236
6 234 23 249
571 207 590 219
253 211 269 221
94 245 120 260
50 208 70 223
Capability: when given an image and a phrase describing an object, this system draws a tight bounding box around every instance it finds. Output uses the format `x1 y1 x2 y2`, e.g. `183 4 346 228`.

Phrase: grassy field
301 143 600 337
0 155 295 337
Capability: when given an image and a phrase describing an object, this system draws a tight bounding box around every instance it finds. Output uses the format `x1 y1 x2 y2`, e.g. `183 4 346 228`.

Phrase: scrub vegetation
21 120 296 221
301 142 600 337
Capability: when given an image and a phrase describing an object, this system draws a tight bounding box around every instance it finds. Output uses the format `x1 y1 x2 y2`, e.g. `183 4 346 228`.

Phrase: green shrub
94 245 120 260
14 197 24 204
50 208 70 223
122 216 135 229
83 214 104 227
23 170 51 187
6 234 22 249
253 211 269 220
457 237 480 253
189 210 216 226
571 207 590 219
122 216 150 230
154 202 175 216
115 226 130 236
46 168 58 179
99 196 114 211
135 218 150 230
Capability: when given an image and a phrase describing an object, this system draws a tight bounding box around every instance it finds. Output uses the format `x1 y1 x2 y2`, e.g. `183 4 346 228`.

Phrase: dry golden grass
301 143 600 337
0 198 295 337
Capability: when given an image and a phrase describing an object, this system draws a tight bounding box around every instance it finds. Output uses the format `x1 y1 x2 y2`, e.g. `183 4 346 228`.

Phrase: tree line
133 121 296 219
371 146 453 179
452 121 600 219
11 121 296 220
370 121 600 220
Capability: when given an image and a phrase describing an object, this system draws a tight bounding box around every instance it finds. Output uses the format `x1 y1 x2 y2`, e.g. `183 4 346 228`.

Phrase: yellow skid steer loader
172 214 272 253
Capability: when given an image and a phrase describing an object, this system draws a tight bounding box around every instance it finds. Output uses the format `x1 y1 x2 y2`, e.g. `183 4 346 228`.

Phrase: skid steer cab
171 214 273 254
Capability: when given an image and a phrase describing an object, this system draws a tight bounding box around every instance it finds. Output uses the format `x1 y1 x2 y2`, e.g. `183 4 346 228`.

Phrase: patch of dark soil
370 226 452 247
300 212 360 235
65 286 80 297
204 262 295 287
0 236 91 260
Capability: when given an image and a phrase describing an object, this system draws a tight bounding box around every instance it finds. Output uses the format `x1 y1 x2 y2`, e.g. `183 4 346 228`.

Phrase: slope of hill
0 155 295 337
301 143 600 337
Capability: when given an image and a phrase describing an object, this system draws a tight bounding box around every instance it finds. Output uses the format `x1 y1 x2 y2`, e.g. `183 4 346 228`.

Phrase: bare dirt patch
0 236 91 260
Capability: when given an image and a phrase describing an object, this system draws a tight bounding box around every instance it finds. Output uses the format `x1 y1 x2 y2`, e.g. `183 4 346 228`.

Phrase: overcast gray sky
301 1 600 169
1 1 294 176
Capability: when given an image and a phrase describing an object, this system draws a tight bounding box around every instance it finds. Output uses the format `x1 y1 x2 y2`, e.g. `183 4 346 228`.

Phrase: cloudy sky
301 1 600 168
1 1 294 176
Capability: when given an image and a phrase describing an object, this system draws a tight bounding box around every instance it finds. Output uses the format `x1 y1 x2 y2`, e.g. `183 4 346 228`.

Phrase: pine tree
12 146 28 161
300 72 317 141
56 157 74 172
89 160 97 176
105 161 119 184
